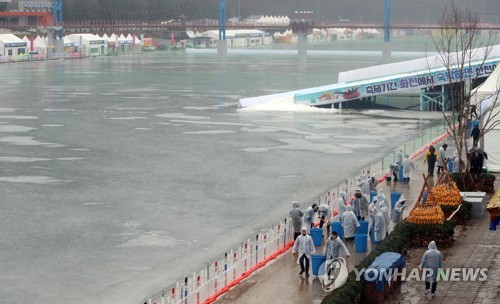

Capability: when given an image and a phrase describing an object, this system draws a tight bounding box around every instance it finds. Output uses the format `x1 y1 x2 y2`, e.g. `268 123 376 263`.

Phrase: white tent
471 66 500 172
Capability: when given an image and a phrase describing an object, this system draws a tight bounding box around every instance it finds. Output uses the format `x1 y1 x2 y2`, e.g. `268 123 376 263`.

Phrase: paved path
216 145 500 304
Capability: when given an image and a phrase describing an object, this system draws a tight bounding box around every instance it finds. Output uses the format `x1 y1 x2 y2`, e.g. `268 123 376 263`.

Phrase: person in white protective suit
368 175 378 192
373 206 386 242
419 241 443 297
290 201 304 240
303 203 319 232
292 227 316 277
377 188 388 209
323 231 350 281
342 205 360 241
402 154 415 183
368 196 378 222
367 196 378 234
396 147 404 166
378 201 390 236
392 195 407 224
351 189 368 220
338 191 347 223
358 178 371 204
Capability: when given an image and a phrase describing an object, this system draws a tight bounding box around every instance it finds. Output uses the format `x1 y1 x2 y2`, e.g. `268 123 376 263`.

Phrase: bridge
2 17 500 34
238 45 500 111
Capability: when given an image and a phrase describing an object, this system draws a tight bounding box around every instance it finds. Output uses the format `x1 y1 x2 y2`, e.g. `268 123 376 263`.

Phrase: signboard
295 60 500 105
89 40 106 45
5 42 27 47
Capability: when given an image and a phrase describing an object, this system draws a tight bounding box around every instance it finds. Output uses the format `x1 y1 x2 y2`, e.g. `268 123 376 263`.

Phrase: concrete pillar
382 43 391 63
217 40 227 60
297 33 307 63
47 30 54 58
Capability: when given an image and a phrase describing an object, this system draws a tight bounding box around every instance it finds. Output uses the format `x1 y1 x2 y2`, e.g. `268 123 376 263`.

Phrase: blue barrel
312 254 326 275
355 233 368 252
391 192 401 209
398 166 404 182
370 191 377 203
358 220 368 234
331 221 344 240
310 228 323 246
448 159 454 172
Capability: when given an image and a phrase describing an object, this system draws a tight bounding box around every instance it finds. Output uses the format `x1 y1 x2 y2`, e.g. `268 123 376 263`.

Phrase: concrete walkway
216 145 500 304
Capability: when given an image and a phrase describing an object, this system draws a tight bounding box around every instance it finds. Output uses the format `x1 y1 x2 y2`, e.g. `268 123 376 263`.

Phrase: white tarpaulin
471 66 500 172
484 105 500 172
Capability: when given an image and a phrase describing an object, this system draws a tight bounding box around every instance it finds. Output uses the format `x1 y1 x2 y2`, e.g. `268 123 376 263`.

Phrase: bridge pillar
217 0 227 59
291 12 314 63
382 43 391 63
297 33 308 63
217 40 227 59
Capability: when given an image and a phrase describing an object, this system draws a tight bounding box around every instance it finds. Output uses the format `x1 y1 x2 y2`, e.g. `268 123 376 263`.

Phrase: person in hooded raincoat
368 175 378 192
342 205 360 240
419 241 443 296
378 202 390 236
319 204 332 233
373 206 386 242
389 163 399 181
290 201 304 240
323 231 350 278
437 144 448 176
351 189 368 220
303 203 319 232
358 178 371 203
368 196 378 222
338 191 347 223
392 195 407 223
402 154 415 183
396 147 404 166
377 189 388 209
292 227 316 277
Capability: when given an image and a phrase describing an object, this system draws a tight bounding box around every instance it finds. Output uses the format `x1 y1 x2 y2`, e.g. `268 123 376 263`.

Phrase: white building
64 34 107 56
200 29 272 47
0 33 28 58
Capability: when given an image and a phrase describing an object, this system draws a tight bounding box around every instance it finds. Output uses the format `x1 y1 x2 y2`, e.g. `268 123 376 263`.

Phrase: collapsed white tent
471 66 500 172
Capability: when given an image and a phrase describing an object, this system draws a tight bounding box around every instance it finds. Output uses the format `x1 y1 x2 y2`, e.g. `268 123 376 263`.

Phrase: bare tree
430 4 499 183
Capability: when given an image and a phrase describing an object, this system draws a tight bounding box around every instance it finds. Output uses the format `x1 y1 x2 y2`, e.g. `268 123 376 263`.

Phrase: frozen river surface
0 52 443 303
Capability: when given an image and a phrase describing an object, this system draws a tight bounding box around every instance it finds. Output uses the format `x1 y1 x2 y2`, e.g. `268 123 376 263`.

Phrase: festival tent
117 34 133 45
470 66 500 172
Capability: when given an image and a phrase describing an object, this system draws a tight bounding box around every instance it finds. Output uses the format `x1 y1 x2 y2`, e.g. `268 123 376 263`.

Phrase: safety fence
145 218 295 304
143 122 451 304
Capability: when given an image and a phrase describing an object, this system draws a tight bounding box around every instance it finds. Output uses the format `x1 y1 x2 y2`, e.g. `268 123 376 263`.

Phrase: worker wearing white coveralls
419 241 443 296
377 189 388 209
378 202 390 236
342 205 360 241
303 203 318 232
338 191 347 223
392 195 407 224
323 231 350 280
292 227 316 277
319 204 332 233
373 206 386 242
402 154 415 183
